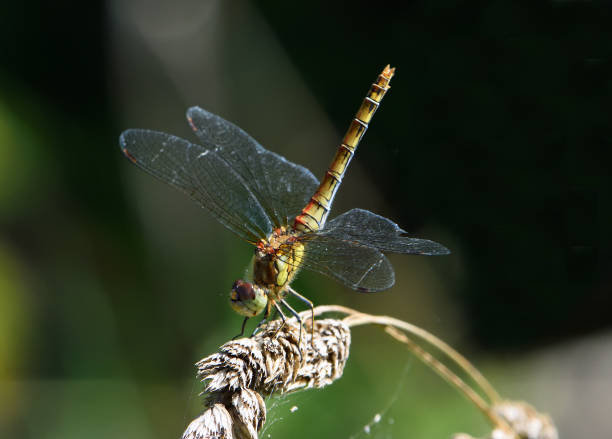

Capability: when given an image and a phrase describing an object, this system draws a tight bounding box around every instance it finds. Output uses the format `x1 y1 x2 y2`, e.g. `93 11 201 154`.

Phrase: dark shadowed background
1 1 611 438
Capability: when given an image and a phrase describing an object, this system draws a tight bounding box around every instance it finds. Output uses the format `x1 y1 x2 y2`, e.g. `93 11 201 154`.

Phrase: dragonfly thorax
252 227 303 293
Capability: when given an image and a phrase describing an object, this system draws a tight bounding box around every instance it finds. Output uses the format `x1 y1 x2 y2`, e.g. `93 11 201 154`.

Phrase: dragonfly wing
279 234 395 292
187 107 319 228
119 129 273 243
322 208 450 255
276 208 449 292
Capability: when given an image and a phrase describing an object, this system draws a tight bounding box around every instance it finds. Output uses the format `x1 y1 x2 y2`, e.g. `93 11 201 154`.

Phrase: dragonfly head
229 279 267 317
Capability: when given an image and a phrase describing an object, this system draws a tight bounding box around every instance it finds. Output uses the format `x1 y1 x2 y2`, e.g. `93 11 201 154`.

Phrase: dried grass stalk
312 305 559 439
183 305 558 439
490 400 558 439
182 404 234 439
183 318 350 439
453 400 558 439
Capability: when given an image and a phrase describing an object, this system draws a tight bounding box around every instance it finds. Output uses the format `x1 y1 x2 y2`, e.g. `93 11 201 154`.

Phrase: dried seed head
492 401 558 439
453 431 516 439
183 318 351 439
228 389 266 439
182 403 233 439
453 400 558 439
197 318 351 396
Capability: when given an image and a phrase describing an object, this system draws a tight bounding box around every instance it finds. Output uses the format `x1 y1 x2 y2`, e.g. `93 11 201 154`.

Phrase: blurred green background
1 1 611 438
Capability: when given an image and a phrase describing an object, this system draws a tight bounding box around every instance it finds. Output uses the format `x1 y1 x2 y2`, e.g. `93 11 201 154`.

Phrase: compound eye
231 280 255 302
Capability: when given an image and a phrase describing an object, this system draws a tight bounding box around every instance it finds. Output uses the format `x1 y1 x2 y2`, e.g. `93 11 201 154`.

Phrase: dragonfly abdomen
294 65 395 233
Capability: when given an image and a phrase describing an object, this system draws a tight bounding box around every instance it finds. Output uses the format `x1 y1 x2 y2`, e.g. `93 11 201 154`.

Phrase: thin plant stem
304 305 514 433
309 304 501 404
382 325 508 430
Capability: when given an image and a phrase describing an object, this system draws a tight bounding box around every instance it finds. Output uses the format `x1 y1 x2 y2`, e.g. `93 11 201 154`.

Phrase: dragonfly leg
279 298 304 362
272 301 288 336
280 298 304 347
251 317 267 336
252 299 275 336
287 286 315 343
232 316 250 340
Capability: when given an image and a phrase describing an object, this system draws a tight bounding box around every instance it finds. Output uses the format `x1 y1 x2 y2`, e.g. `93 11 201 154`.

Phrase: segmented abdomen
293 65 396 233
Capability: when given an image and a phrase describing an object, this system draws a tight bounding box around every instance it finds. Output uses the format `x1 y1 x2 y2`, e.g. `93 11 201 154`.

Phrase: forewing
187 107 319 227
119 129 272 242
279 234 395 292
321 208 450 255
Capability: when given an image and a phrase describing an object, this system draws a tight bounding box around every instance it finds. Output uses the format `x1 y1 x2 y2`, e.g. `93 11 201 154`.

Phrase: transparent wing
321 208 451 255
119 129 272 243
279 234 395 292
187 107 319 228
276 208 449 292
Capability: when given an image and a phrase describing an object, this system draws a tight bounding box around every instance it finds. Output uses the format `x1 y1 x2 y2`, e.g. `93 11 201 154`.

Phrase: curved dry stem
309 304 501 404
303 305 511 433
383 325 506 430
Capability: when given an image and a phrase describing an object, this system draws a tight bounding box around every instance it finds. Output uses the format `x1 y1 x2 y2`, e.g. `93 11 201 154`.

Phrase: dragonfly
119 65 449 338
